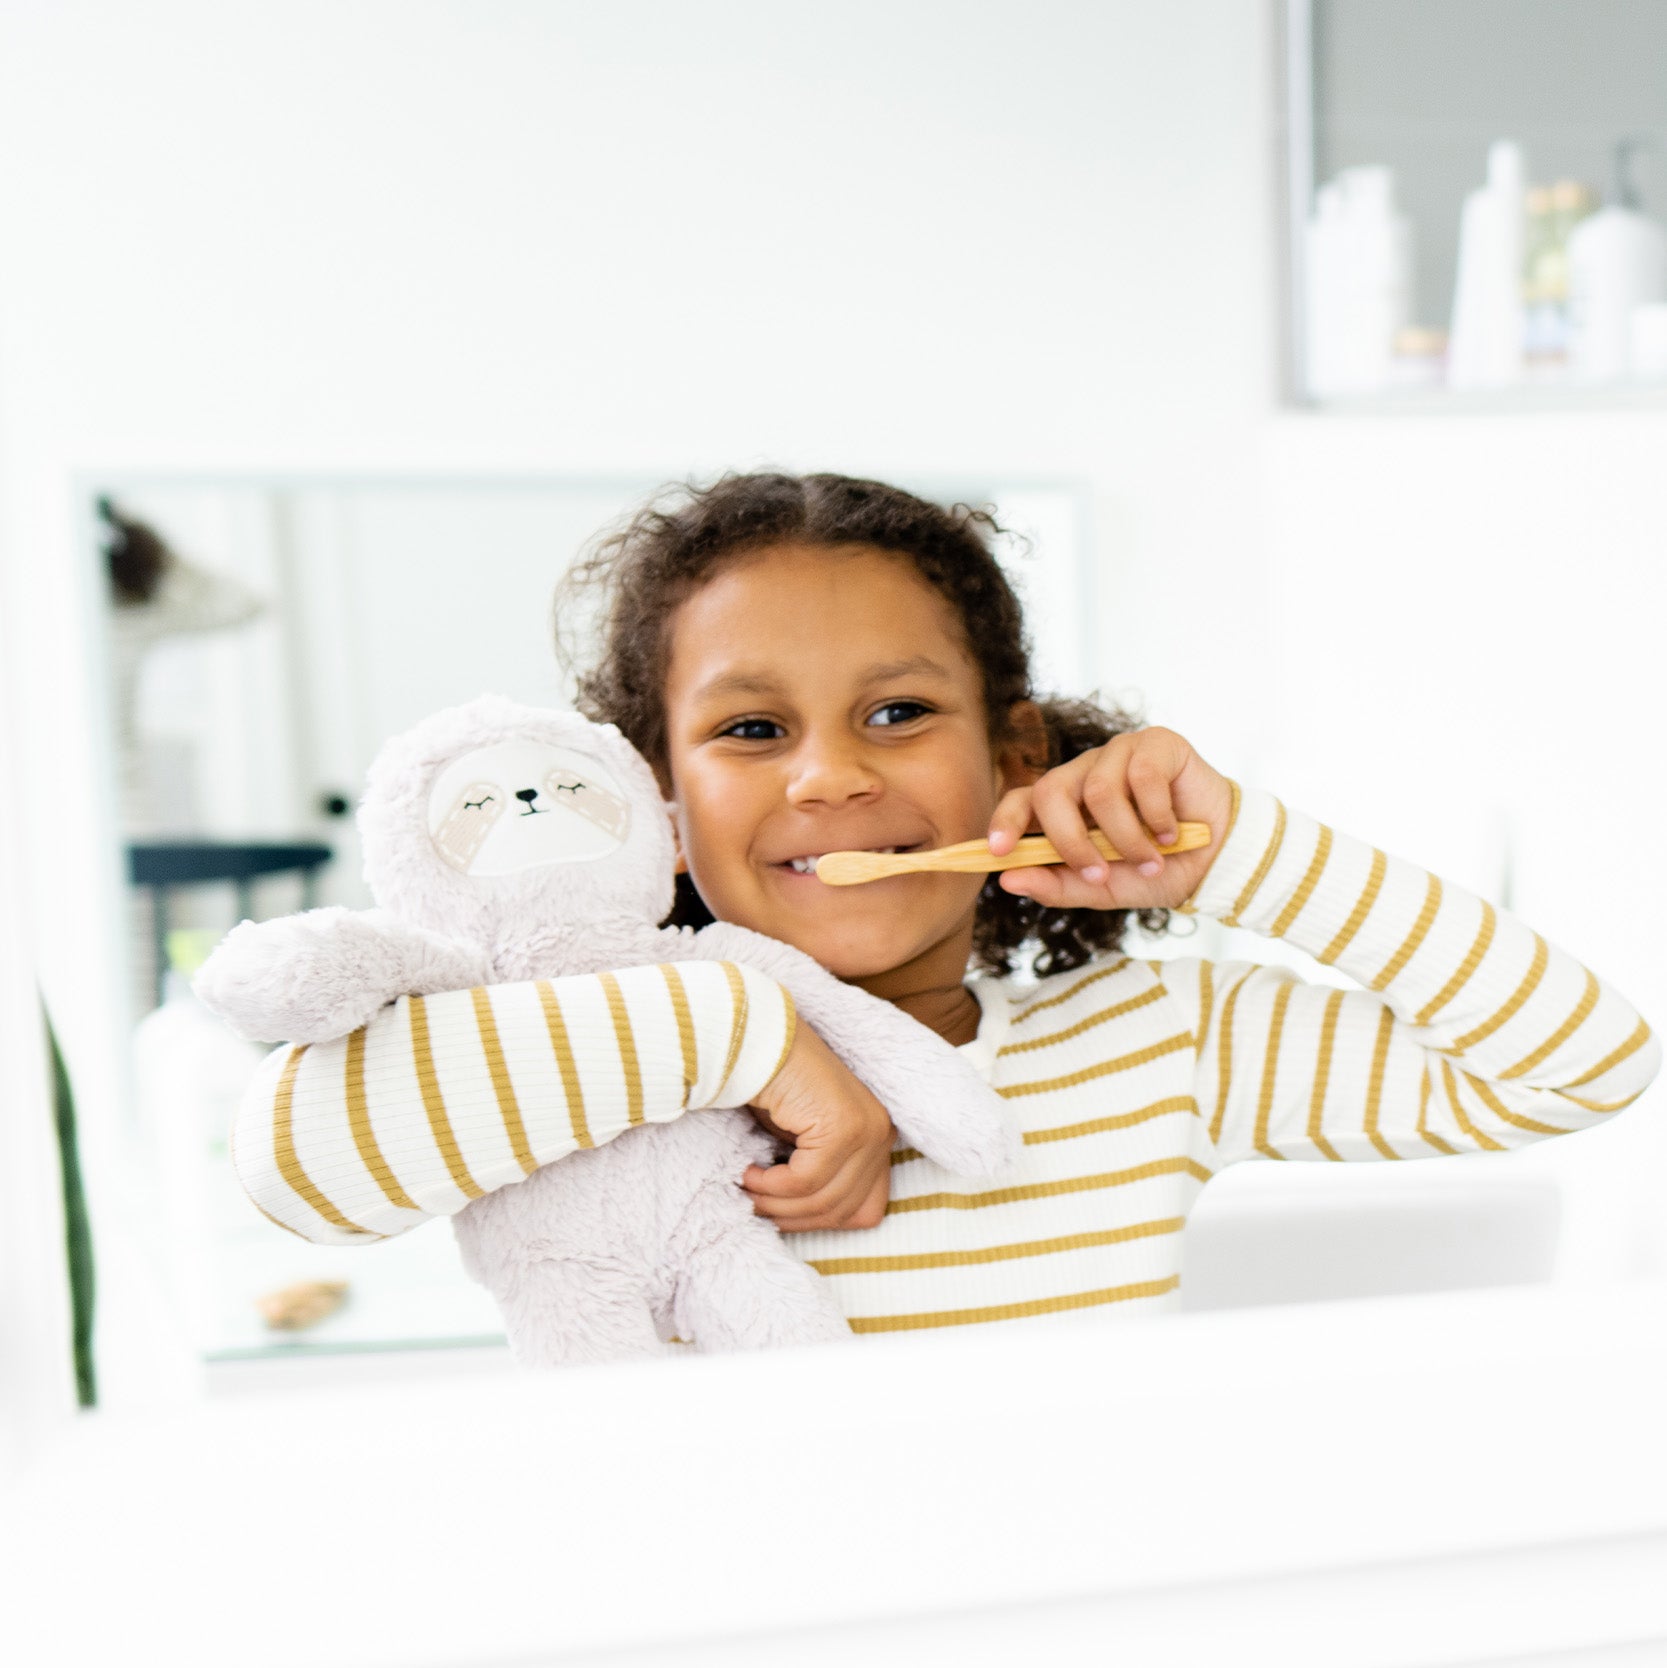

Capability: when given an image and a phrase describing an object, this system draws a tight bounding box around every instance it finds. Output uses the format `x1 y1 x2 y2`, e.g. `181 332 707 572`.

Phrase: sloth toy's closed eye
545 769 630 840
434 781 504 871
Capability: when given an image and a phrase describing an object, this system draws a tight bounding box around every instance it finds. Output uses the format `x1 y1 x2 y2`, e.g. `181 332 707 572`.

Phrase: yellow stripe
1270 822 1331 940
1224 793 1285 928
658 962 700 1103
1023 1094 1201 1146
1252 980 1293 1160
1449 931 1548 1051
1008 958 1132 1025
1439 1056 1506 1151
345 1026 420 1211
997 1030 1194 1099
996 982 1168 1057
886 1154 1210 1215
1302 988 1344 1160
1552 1085 1650 1113
1561 1016 1653 1089
470 987 537 1175
1320 846 1385 966
535 979 593 1148
809 1217 1184 1276
846 1275 1181 1334
1194 959 1215 1054
888 1095 1201 1169
1207 966 1263 1146
1363 1003 1401 1159
1500 965 1598 1079
718 962 749 1098
1415 898 1494 1025
1415 1065 1458 1154
274 1045 379 1236
768 988 797 1089
598 971 645 1127
407 994 486 1198
1456 1066 1569 1136
1370 873 1441 991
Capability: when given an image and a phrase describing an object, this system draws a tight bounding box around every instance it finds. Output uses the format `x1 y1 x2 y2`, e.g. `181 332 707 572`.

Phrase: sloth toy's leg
485 1253 667 1367
669 1185 851 1354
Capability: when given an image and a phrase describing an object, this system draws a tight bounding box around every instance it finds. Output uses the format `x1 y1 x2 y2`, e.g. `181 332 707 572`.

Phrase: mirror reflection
94 474 1101 1371
86 469 1659 1394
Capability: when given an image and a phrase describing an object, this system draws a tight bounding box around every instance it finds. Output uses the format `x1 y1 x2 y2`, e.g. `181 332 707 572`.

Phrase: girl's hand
742 1021 894 1232
988 725 1235 913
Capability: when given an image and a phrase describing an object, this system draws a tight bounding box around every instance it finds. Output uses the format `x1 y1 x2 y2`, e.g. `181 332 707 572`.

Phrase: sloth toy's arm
686 922 1020 1178
193 907 493 1044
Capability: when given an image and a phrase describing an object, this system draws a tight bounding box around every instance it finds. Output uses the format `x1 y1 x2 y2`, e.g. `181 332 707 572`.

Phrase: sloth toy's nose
516 788 538 805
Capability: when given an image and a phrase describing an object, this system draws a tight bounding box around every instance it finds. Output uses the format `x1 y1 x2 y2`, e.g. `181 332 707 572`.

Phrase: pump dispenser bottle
1448 140 1527 389
1567 138 1667 383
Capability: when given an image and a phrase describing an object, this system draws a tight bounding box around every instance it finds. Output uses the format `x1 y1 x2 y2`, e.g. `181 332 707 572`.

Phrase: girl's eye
720 718 785 741
868 700 931 727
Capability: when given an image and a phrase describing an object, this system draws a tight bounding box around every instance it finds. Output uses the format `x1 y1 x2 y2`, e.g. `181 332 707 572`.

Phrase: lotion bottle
1567 138 1667 384
1448 140 1527 389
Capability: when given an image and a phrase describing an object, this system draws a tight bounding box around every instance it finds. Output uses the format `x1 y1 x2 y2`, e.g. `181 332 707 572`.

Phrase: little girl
531 470 1660 1333
248 470 1660 1340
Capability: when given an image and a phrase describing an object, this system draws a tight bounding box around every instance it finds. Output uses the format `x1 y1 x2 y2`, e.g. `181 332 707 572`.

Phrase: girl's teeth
786 846 901 874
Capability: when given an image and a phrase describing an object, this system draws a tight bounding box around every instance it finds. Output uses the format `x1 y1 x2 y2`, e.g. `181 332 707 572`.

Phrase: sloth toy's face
425 738 633 878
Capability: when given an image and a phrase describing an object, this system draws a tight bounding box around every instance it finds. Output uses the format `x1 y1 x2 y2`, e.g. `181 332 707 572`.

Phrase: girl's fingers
1129 762 1179 850
1029 758 1109 881
1000 864 1113 911
986 784 1035 856
1082 762 1166 876
743 1147 834 1199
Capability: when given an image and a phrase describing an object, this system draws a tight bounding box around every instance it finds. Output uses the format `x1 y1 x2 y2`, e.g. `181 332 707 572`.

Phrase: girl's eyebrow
691 656 953 705
861 655 954 683
691 671 783 703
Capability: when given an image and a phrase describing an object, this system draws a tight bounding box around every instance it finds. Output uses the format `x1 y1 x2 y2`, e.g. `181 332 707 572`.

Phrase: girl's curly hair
554 470 1175 978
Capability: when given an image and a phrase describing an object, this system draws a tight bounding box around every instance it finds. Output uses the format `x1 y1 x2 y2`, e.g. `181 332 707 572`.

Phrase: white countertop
5 1276 1666 1668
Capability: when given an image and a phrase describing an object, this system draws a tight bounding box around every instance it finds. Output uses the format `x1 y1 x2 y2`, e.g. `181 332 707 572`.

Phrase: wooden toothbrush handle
919 822 1211 874
815 821 1213 885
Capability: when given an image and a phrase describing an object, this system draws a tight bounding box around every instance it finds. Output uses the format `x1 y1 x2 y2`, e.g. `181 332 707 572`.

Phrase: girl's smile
663 541 1036 1016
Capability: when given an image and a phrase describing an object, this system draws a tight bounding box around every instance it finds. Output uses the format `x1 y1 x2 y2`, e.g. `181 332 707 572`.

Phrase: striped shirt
787 780 1661 1335
231 959 796 1245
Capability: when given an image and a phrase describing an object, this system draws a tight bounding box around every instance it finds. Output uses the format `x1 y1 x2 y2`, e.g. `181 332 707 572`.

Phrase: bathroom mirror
88 472 1095 1378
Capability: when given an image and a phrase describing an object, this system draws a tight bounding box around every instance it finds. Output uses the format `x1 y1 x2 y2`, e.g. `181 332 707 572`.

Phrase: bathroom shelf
1299 382 1667 416
1282 0 1667 410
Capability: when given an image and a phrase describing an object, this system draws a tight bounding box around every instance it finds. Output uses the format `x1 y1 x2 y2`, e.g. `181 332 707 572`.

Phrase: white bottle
1567 139 1667 384
1448 140 1526 390
1304 165 1412 397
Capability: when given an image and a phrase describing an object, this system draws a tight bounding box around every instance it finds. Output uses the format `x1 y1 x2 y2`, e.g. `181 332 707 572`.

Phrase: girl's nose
785 734 882 809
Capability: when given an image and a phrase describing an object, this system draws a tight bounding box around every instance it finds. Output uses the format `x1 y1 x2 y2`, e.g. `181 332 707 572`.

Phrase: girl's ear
997 699 1050 791
665 800 689 875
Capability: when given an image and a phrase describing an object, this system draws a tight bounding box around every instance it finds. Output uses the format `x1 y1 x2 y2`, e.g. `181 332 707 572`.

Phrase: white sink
1180 1161 1562 1311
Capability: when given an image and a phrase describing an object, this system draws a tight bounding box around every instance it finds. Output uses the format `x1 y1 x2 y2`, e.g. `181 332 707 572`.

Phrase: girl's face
663 542 1033 997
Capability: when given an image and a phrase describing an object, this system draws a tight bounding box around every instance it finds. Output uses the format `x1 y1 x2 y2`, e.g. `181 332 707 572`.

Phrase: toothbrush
814 822 1213 886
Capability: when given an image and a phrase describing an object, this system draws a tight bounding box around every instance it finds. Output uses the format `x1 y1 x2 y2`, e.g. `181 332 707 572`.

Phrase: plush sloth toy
195 694 1018 1366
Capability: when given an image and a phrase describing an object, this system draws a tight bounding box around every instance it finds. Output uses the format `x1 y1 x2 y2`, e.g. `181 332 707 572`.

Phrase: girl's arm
1159 780 1658 1167
991 729 1659 1168
230 960 797 1245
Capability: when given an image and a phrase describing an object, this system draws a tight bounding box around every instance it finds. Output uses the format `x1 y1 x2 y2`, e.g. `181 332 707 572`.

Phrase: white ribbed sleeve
1164 781 1661 1168
231 959 796 1246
